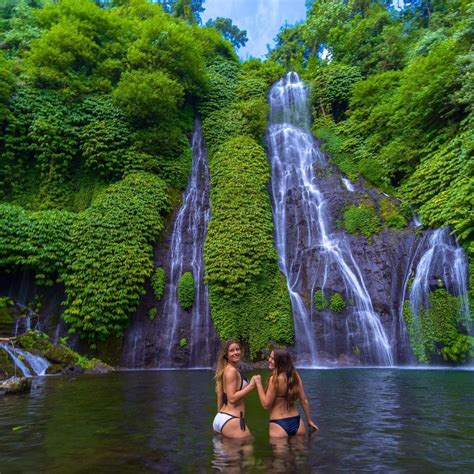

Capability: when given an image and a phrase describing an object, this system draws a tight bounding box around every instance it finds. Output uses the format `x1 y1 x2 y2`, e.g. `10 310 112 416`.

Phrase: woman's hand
252 374 262 385
308 420 319 432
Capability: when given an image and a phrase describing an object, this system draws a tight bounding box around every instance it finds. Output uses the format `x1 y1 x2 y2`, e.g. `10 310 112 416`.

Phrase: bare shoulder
223 365 238 378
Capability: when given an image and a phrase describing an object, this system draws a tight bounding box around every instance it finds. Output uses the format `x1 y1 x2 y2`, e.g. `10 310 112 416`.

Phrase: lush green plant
113 70 184 125
204 136 293 356
148 307 158 321
0 204 75 285
314 289 328 311
329 293 346 313
179 337 187 347
342 205 381 238
61 172 170 342
403 289 473 364
178 272 195 310
151 267 166 301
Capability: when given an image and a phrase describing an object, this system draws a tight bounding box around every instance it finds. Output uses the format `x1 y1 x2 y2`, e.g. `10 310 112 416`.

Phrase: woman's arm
254 374 276 410
216 390 223 411
224 367 255 404
297 374 319 431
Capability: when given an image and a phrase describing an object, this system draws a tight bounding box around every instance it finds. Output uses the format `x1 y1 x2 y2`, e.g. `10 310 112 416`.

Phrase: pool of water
1 369 473 472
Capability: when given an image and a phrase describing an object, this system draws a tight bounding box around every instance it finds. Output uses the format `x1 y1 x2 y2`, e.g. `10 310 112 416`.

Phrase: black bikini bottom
269 415 301 436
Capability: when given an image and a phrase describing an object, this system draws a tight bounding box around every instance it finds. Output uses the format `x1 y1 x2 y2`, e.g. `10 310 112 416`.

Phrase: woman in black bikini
254 349 318 437
213 340 256 438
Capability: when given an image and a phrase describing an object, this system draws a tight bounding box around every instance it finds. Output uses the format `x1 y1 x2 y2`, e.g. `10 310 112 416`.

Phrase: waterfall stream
409 228 471 327
267 72 393 366
158 118 214 368
0 342 50 376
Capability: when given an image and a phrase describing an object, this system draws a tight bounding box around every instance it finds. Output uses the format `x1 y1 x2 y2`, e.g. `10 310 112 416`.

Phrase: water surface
1 369 473 472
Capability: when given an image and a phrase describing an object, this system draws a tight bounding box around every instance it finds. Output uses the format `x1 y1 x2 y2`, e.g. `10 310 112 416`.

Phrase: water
0 342 50 376
158 118 214 367
267 72 393 366
409 228 471 325
341 178 354 192
1 370 473 472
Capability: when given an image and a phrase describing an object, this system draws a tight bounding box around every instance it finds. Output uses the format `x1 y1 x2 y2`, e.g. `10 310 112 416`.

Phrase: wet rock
84 361 114 374
0 376 31 396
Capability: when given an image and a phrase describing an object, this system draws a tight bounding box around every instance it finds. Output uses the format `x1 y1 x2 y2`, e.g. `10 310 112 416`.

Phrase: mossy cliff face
201 57 293 358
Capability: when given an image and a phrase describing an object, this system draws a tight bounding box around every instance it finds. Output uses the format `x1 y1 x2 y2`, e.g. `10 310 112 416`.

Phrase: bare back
268 373 300 420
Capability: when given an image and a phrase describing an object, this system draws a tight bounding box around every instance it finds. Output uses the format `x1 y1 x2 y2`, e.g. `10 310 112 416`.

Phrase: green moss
343 204 381 237
148 307 158 321
380 197 407 229
15 330 113 370
178 272 195 311
179 337 187 348
151 267 165 302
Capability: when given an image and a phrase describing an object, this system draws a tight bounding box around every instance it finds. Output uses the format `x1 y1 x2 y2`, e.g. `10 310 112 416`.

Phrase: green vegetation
0 0 471 361
380 198 407 230
342 204 381 238
314 290 346 313
151 267 166 302
314 289 328 311
403 290 474 364
177 272 195 310
0 0 233 345
202 57 293 357
179 337 187 347
329 293 346 313
15 329 112 371
148 307 158 321
62 172 170 342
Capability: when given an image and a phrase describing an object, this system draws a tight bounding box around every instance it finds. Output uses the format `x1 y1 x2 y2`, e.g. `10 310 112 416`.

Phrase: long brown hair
214 339 242 395
270 349 300 409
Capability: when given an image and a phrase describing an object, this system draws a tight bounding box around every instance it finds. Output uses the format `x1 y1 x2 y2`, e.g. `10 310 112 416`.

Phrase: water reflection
212 436 255 472
267 436 311 473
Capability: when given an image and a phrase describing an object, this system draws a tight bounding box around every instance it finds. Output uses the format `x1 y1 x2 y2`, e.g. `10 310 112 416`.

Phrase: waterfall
342 178 355 192
409 228 471 324
158 118 214 368
0 342 50 376
267 72 393 366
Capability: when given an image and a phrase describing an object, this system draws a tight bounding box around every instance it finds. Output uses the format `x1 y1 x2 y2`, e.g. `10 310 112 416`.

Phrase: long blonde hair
214 339 242 395
270 349 300 409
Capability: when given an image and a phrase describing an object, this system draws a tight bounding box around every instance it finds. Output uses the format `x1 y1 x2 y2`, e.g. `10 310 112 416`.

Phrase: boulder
0 376 31 396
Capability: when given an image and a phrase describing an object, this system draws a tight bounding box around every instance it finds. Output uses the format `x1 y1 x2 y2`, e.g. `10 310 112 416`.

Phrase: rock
0 376 31 396
84 361 114 374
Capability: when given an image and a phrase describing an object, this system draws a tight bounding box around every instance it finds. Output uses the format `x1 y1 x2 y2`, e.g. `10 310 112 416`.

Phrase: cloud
201 0 306 59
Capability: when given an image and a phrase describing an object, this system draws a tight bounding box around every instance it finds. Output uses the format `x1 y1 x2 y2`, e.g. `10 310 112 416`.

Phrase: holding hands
251 374 262 386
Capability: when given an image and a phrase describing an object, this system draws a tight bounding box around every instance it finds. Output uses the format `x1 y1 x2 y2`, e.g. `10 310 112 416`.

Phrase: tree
154 0 204 24
205 17 248 50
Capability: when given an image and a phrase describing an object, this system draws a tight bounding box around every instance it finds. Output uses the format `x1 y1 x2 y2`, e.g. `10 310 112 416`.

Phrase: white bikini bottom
213 411 243 433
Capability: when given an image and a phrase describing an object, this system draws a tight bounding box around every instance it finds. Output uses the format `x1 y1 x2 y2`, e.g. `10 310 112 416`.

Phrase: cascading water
0 342 50 376
267 72 393 366
342 178 355 192
157 118 214 368
409 228 471 327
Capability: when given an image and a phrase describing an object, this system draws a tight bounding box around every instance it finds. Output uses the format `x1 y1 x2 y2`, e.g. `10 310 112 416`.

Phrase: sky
201 0 307 60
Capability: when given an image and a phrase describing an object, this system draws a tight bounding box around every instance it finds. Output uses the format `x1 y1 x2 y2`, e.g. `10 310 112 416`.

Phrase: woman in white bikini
254 349 318 437
213 340 256 438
